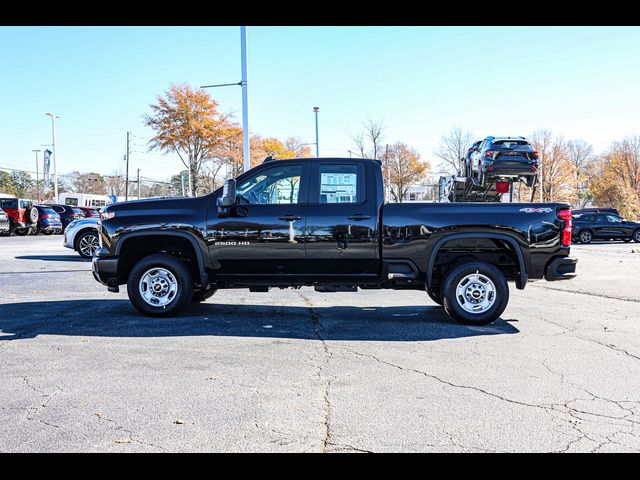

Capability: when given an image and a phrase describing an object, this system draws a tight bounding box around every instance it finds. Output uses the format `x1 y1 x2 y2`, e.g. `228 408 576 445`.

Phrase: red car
0 197 39 235
77 206 101 217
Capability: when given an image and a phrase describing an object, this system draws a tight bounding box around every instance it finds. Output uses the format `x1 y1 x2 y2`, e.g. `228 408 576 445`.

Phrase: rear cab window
318 164 361 204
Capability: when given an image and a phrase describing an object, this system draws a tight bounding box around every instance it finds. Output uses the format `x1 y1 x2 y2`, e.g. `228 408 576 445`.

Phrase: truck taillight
558 208 572 246
485 150 494 157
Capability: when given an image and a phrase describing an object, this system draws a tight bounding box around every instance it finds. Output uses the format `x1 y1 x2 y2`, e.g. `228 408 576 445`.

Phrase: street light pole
313 107 320 158
241 26 250 172
201 26 250 173
32 150 41 202
45 113 59 201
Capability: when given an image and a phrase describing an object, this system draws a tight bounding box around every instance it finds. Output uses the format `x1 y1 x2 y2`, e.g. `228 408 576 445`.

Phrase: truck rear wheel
127 254 193 317
442 261 509 325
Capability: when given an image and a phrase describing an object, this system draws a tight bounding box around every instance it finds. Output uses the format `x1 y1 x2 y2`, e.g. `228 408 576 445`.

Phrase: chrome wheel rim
455 273 496 314
580 231 592 242
635 232 640 242
79 234 99 257
139 267 178 307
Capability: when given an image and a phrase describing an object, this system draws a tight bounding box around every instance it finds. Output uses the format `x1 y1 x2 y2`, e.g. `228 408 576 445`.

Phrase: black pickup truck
92 157 577 325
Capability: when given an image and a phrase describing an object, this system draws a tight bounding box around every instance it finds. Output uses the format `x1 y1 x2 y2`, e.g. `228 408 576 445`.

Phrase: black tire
192 288 218 302
75 229 100 259
426 288 443 307
441 261 509 326
14 228 28 236
127 254 193 317
632 230 640 243
42 230 53 235
578 230 593 244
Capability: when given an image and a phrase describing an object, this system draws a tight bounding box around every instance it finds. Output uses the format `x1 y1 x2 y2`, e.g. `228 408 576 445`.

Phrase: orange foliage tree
144 83 235 196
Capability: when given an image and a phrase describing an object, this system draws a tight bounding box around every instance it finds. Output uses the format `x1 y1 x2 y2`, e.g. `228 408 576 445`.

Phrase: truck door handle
347 214 371 221
279 215 301 221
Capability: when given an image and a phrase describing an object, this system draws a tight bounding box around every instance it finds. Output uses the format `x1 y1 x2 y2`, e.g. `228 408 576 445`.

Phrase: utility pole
137 168 141 199
384 144 390 203
201 26 250 172
241 26 250 172
32 149 41 202
181 171 186 197
539 149 544 203
314 107 320 158
125 131 130 201
45 113 59 201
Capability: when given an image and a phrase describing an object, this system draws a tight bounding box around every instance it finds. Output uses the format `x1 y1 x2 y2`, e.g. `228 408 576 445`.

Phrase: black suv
43 204 86 231
572 212 640 244
469 136 539 187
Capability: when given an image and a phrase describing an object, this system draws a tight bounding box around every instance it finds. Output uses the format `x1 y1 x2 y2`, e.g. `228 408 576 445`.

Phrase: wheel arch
426 232 527 291
115 230 208 288
73 226 99 251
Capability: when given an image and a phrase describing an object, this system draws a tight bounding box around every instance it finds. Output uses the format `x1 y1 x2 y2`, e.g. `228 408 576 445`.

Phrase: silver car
63 217 100 259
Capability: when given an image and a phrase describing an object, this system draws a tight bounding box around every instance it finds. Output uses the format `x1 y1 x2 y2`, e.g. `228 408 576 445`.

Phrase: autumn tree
590 136 640 219
526 129 574 202
0 170 17 196
383 142 430 202
144 83 235 196
434 126 475 175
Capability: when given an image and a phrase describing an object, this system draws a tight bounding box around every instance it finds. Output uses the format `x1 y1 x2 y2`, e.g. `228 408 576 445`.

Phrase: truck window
237 164 302 205
0 199 17 209
319 165 359 204
65 197 79 206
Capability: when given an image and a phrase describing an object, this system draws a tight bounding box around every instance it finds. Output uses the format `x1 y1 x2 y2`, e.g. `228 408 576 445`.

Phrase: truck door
207 162 310 276
304 161 379 278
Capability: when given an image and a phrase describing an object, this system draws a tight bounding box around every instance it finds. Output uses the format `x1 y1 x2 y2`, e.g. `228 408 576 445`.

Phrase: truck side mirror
217 179 237 217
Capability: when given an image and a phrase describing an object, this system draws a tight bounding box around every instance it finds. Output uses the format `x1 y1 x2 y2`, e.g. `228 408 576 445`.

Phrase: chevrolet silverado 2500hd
92 157 577 325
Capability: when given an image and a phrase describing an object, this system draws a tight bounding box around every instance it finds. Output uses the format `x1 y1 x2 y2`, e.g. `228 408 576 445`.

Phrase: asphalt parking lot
1 235 640 452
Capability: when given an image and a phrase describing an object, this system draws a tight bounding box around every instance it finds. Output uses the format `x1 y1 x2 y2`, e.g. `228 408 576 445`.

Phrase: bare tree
350 118 385 159
434 126 475 175
350 131 367 159
566 138 594 192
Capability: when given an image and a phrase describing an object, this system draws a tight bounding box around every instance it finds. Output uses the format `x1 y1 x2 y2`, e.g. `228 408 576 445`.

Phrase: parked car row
0 197 99 236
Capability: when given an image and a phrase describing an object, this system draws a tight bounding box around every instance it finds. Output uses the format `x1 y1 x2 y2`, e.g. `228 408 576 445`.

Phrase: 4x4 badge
519 207 553 213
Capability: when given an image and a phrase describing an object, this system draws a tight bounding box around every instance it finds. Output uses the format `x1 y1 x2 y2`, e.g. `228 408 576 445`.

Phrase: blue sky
1 26 640 181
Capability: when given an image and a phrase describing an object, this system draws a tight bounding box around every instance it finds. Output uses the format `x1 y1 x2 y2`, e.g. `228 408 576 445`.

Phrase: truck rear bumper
545 256 577 281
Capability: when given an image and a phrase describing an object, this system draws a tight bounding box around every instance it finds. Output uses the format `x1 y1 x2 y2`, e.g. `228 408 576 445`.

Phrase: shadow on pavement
14 255 88 262
0 299 519 342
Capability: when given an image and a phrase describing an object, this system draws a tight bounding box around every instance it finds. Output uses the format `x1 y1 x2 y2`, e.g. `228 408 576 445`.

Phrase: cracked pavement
1 235 639 452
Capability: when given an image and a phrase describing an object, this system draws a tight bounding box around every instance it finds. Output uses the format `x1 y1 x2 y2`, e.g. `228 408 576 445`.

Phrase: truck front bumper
92 249 120 292
545 256 578 281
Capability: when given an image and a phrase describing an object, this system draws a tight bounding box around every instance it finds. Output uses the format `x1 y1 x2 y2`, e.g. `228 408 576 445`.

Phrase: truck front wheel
127 254 194 317
442 261 509 325
426 288 443 306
